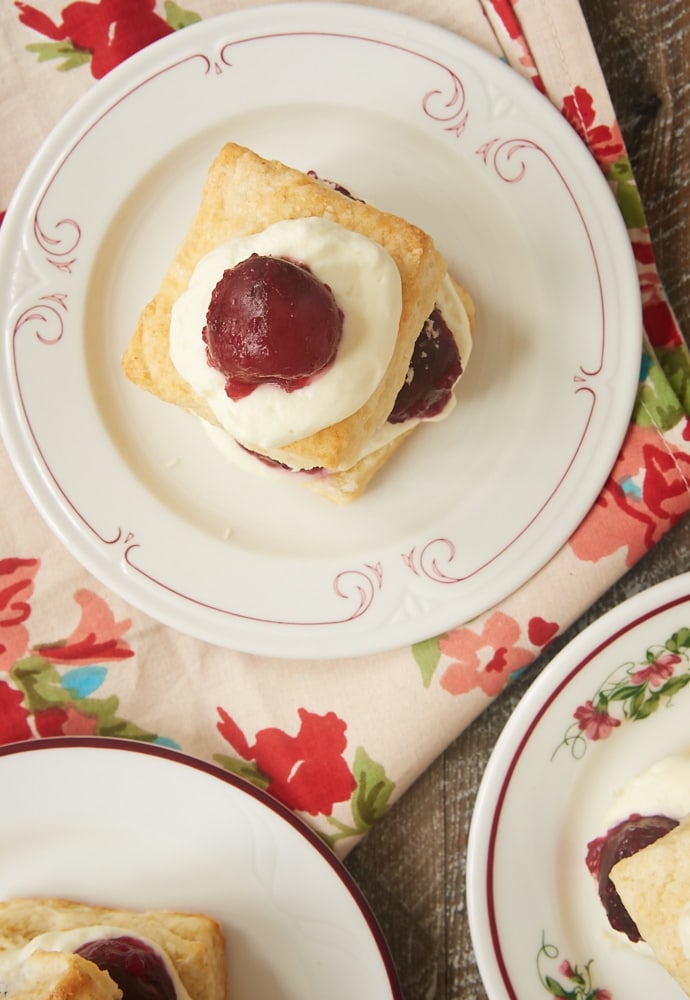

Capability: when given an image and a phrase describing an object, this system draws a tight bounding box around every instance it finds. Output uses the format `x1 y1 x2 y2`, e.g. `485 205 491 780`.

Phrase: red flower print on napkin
33 702 100 737
487 0 545 92
216 707 357 816
633 236 686 355
0 680 32 743
35 588 134 664
570 424 690 567
561 86 625 167
438 611 534 697
0 559 164 747
15 0 200 79
0 557 39 673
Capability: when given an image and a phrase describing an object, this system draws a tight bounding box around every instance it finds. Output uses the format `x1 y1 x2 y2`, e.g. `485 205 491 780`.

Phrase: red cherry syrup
76 936 177 1000
388 309 462 424
585 813 679 941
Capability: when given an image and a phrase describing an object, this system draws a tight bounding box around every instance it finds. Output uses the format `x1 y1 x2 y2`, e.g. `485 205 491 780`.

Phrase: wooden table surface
344 1 690 997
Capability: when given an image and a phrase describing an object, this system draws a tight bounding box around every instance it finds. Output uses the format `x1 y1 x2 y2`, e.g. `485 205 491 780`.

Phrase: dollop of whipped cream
0 925 191 1000
170 217 402 449
603 752 690 829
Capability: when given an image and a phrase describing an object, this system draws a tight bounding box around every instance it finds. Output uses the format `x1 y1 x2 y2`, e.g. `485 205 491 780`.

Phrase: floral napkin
1 0 689 856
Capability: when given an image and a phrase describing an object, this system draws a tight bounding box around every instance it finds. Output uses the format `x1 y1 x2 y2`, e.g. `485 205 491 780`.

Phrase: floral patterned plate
466 571 690 1000
0 3 640 658
0 737 402 999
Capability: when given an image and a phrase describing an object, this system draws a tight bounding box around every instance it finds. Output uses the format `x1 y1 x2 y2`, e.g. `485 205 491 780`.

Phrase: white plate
0 737 401 999
0 3 641 658
467 572 690 999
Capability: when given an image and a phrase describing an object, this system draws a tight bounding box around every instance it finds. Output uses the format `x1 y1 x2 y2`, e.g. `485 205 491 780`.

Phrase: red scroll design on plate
13 293 68 345
421 67 469 137
16 212 82 348
403 539 463 584
477 135 606 381
120 540 384 627
476 136 540 182
33 214 81 274
14 170 83 360
332 562 383 622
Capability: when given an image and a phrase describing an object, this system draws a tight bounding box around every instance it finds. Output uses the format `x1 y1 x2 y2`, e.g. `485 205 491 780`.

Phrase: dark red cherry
388 309 462 424
202 254 343 400
76 936 176 1000
585 814 679 941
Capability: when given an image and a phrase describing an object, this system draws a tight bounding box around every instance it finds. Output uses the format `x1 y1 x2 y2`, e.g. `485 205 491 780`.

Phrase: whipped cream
0 925 192 999
170 216 403 449
603 752 690 829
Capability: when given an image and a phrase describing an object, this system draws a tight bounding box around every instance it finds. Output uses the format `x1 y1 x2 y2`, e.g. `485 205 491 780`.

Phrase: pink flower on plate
0 557 39 672
630 651 681 688
573 700 620 741
34 589 134 664
439 611 534 697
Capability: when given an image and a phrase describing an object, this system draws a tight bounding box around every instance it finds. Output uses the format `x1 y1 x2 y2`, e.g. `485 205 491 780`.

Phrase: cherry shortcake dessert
585 751 690 995
122 142 474 503
0 897 226 1000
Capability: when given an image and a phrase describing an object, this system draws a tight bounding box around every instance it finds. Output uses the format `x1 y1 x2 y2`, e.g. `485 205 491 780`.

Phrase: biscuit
0 949 121 999
612 814 690 995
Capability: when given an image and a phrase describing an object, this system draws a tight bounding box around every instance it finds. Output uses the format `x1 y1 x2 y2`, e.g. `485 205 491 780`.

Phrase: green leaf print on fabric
412 636 442 687
213 753 270 791
163 1 202 29
12 656 70 711
655 344 690 417
608 158 646 230
25 40 91 71
634 345 686 430
350 747 396 830
322 747 396 849
11 656 160 743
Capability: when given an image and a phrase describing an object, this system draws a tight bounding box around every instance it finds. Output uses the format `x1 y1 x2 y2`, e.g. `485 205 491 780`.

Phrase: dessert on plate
0 897 227 1000
585 751 690 996
611 814 690 996
122 142 474 503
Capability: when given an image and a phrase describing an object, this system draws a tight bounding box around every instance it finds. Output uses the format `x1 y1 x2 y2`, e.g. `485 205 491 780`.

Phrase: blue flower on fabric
61 666 107 698
618 475 642 501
